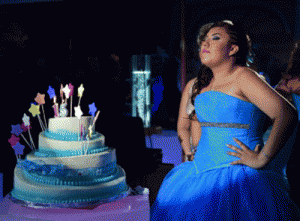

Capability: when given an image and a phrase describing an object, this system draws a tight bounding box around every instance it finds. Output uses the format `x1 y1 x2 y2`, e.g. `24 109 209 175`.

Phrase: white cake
10 116 130 207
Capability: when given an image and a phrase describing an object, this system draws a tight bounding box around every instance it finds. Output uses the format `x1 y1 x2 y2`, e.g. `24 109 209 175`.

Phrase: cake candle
77 84 84 106
69 83 74 117
53 96 59 118
91 111 100 129
85 135 90 155
74 105 83 141
62 84 70 116
60 84 64 105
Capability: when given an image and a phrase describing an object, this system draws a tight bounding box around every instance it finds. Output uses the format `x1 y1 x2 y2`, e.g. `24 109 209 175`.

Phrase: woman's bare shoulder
235 66 265 82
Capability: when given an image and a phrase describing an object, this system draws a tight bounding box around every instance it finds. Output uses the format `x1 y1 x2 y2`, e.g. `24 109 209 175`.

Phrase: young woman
150 20 300 220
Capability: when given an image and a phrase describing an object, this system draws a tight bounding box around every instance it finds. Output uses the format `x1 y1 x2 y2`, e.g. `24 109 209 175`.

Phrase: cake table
0 193 150 221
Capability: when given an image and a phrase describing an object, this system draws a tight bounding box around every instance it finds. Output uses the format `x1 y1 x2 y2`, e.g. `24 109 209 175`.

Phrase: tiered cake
10 116 130 207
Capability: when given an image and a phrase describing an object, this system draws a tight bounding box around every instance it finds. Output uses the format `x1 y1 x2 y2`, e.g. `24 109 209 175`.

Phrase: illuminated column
132 55 151 128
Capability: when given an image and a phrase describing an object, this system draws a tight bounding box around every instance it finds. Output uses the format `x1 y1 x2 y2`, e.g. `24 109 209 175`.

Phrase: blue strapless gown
150 91 300 220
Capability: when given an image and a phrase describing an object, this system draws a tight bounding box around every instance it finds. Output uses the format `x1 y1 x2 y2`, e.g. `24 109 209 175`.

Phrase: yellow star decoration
29 103 40 117
78 84 85 97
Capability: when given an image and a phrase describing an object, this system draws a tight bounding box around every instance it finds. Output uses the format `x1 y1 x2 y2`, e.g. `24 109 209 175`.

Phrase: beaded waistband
199 122 250 129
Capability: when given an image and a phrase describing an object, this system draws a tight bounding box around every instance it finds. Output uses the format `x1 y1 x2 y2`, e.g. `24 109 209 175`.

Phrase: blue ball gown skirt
150 91 300 220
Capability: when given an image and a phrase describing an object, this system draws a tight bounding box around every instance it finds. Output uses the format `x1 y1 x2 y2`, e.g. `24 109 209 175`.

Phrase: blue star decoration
89 102 97 117
47 86 56 99
11 124 23 136
13 142 25 155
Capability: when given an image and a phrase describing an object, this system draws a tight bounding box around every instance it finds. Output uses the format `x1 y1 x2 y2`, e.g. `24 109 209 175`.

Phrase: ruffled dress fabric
150 91 300 221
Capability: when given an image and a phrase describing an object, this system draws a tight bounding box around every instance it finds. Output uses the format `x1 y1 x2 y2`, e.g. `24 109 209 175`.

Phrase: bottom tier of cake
11 164 129 207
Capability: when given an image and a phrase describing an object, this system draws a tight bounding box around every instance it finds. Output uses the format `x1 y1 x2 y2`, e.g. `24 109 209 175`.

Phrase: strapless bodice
150 90 300 220
193 91 292 176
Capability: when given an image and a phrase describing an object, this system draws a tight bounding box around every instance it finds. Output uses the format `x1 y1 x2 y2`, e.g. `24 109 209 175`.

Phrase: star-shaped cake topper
47 86 56 99
11 124 23 136
74 106 83 119
69 83 74 96
62 84 71 99
29 103 40 117
8 134 20 147
22 113 30 126
21 122 31 132
34 93 45 105
89 102 97 117
78 84 85 97
13 142 25 155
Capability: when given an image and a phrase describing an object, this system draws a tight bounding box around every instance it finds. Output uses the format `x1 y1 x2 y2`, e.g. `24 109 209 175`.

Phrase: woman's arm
177 78 197 156
191 117 201 148
238 69 298 166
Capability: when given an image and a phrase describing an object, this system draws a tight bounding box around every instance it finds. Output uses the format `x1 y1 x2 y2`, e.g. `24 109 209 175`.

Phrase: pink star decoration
21 123 31 132
69 83 74 96
8 134 20 147
34 93 45 105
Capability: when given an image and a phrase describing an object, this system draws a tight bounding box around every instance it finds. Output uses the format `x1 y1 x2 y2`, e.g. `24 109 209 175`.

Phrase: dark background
1 0 299 195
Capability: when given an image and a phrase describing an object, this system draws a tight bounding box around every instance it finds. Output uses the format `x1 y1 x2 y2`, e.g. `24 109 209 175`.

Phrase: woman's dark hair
189 20 252 120
283 40 300 79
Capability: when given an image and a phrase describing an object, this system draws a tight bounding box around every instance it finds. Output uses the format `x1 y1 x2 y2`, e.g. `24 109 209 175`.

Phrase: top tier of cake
48 116 95 133
43 116 99 141
37 116 106 157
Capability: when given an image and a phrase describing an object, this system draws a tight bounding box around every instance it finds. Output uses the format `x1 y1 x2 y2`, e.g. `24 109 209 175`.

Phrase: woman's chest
196 78 250 103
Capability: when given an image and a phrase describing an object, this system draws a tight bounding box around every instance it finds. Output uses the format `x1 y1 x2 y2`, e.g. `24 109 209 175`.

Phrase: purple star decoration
11 124 23 136
13 142 25 155
21 123 31 132
8 134 20 147
47 86 56 99
89 102 97 117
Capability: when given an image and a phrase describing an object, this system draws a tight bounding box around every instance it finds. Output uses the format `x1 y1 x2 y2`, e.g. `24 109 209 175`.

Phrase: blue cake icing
38 129 107 157
44 129 100 141
11 116 130 207
18 160 117 184
11 165 129 205
34 146 109 157
20 162 119 186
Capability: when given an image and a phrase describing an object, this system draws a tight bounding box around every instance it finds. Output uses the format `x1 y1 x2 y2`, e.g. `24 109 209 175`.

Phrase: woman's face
199 26 234 68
